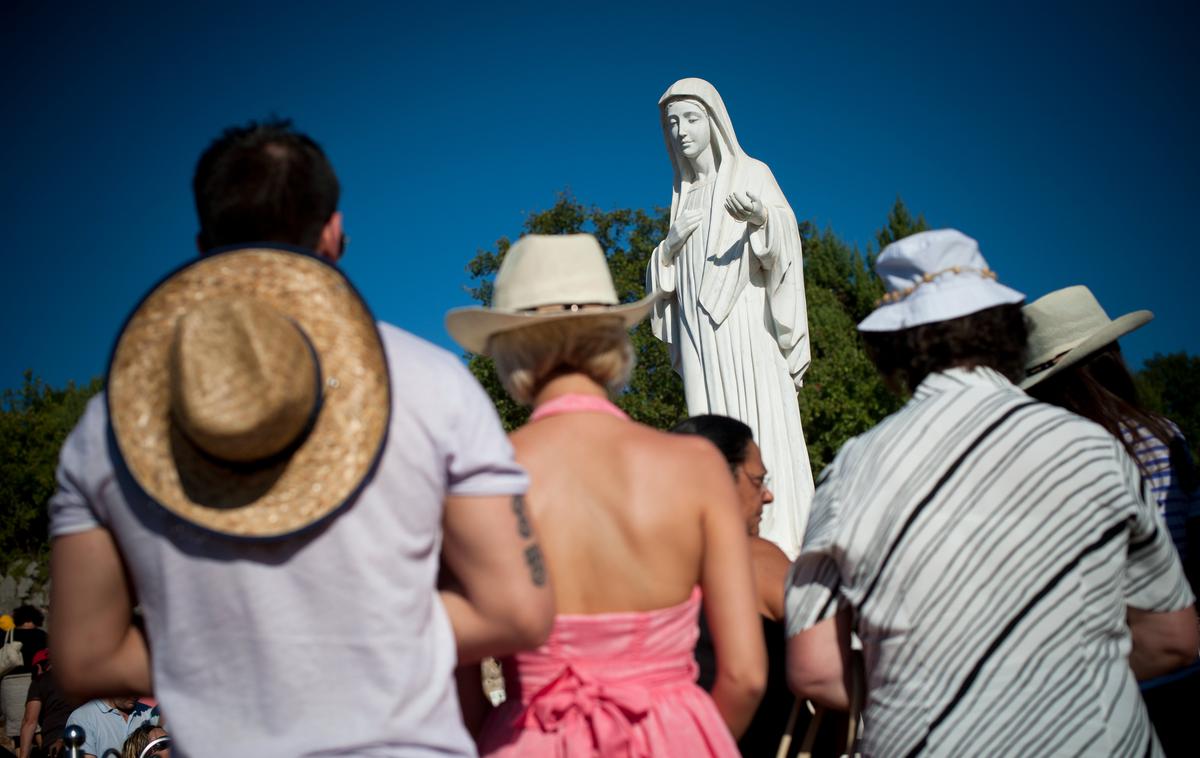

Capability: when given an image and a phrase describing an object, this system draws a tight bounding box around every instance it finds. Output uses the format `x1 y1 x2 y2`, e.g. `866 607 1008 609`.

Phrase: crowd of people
16 114 1196 758
0 608 170 758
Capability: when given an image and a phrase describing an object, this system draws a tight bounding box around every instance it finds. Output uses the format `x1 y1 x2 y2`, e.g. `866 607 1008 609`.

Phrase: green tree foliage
1136 352 1200 453
874 195 929 262
462 194 929 475
0 371 102 573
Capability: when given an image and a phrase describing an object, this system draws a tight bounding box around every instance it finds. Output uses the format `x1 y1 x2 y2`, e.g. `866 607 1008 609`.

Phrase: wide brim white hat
858 229 1025 332
445 234 658 355
1020 285 1152 389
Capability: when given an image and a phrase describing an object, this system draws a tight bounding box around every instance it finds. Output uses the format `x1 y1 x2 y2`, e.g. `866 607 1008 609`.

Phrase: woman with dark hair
1022 285 1200 755
1022 286 1198 585
2 605 47 751
447 234 765 757
785 230 1196 756
672 414 806 756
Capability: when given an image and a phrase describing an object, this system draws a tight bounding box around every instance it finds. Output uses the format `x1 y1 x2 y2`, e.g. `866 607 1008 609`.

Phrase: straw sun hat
107 247 390 539
1019 285 1152 389
445 234 659 355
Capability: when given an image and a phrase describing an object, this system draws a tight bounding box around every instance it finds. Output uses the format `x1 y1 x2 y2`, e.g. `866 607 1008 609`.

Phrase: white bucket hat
858 229 1025 332
1020 285 1152 389
445 234 659 355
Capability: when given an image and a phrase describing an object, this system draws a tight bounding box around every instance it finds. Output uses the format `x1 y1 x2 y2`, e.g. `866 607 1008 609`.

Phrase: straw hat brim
107 247 390 539
1019 309 1152 390
445 292 659 356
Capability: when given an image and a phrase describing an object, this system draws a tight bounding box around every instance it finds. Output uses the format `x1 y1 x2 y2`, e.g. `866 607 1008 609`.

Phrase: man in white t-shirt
48 119 554 756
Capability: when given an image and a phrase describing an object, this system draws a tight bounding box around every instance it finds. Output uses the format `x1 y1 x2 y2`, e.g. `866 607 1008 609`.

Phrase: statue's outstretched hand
665 210 704 262
725 191 768 228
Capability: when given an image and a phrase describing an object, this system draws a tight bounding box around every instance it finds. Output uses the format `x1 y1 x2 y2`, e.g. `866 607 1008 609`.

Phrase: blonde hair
121 723 167 758
489 316 634 405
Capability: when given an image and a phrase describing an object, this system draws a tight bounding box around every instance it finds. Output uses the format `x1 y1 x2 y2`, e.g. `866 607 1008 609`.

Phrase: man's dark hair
861 303 1028 396
192 118 339 251
13 604 44 627
670 414 754 469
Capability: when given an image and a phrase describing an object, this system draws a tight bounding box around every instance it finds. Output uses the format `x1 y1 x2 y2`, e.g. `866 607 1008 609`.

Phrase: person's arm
787 607 854 709
699 455 767 738
1128 606 1199 679
17 698 41 758
440 493 555 664
49 530 151 699
1115 437 1199 679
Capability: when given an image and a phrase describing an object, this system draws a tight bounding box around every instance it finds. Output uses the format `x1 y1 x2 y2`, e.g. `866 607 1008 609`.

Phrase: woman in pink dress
446 234 766 757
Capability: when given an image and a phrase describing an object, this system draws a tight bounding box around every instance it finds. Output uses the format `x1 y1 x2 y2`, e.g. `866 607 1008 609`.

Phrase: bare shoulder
750 536 790 568
631 424 728 470
750 536 791 622
627 426 735 504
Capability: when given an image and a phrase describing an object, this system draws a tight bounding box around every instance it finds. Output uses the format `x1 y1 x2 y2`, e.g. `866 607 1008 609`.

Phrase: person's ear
315 211 344 263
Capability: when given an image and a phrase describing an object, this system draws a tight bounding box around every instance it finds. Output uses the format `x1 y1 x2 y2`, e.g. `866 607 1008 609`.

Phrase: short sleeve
65 707 96 755
1120 439 1194 611
443 362 528 498
25 676 45 704
47 395 109 538
786 461 844 637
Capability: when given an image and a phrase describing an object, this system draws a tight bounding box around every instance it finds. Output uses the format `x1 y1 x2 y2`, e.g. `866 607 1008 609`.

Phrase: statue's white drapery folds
646 78 814 556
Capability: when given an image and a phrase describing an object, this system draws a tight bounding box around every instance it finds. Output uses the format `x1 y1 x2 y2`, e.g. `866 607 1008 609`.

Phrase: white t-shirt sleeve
442 361 529 498
47 395 109 538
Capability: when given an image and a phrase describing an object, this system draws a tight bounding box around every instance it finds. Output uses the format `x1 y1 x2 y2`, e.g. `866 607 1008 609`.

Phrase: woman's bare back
511 412 731 614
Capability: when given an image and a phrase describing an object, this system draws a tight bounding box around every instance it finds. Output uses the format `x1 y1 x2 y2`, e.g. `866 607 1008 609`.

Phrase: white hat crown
1020 285 1152 388
445 234 659 356
493 234 620 311
858 229 1025 332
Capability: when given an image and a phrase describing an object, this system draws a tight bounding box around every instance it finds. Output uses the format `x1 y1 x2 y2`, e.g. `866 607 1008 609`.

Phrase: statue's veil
657 78 753 325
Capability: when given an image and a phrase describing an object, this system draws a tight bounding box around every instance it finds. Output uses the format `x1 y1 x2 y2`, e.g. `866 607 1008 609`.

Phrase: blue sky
3 1 1196 390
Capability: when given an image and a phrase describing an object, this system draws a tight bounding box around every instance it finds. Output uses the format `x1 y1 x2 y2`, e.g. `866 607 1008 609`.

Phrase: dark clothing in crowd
697 610 817 757
26 671 73 748
7 629 47 676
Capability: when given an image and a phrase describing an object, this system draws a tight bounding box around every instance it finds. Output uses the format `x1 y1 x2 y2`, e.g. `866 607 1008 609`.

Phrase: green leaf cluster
0 371 102 574
1136 352 1200 455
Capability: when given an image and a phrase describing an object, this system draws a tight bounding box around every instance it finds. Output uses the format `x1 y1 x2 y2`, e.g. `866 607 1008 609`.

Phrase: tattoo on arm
524 544 547 587
511 495 532 539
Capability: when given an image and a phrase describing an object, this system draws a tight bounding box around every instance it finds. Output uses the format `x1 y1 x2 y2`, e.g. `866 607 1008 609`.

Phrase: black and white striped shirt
786 367 1194 757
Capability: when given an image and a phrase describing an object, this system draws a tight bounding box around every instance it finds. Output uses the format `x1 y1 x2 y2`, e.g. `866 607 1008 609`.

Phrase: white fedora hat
1020 285 1152 389
445 234 659 355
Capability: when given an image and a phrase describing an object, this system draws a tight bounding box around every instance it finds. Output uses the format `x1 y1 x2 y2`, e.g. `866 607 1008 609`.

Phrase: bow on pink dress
477 587 739 757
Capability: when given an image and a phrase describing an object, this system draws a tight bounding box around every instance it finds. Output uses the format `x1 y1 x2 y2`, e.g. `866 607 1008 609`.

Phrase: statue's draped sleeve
646 240 682 375
745 161 810 388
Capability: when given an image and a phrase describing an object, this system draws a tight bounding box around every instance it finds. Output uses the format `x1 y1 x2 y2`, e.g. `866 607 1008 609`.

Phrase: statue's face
666 99 711 160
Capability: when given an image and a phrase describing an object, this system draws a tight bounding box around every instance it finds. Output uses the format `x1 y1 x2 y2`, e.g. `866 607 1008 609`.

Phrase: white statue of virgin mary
646 77 814 556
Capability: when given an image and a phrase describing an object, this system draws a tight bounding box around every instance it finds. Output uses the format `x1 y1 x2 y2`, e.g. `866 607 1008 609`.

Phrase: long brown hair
1027 343 1196 490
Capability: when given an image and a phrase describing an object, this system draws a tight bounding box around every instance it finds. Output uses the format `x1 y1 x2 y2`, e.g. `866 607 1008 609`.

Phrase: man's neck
103 700 133 721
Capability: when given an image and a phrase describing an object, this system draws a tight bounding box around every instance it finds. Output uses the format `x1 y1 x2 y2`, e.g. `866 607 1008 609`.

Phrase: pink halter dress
477 395 739 758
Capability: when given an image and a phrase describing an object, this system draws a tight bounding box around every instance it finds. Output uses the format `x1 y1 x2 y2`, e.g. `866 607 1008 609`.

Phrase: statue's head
664 97 712 162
